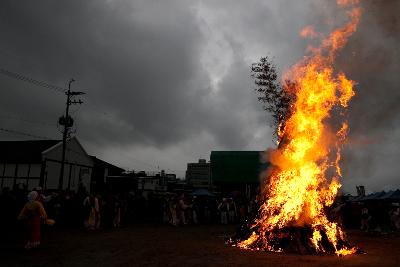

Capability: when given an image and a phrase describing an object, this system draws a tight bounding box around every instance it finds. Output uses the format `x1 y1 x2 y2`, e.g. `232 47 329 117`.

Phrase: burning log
231 0 364 257
229 217 361 256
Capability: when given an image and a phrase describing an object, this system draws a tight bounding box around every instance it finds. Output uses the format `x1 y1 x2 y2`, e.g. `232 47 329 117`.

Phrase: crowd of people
1 185 400 250
329 200 400 233
160 194 258 226
0 185 127 250
0 185 256 250
1 185 261 247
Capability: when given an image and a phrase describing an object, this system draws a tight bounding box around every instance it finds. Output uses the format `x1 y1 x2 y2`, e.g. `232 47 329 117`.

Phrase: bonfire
231 0 362 256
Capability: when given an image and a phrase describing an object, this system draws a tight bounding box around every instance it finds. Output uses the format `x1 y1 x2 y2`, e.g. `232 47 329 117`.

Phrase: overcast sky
0 0 399 194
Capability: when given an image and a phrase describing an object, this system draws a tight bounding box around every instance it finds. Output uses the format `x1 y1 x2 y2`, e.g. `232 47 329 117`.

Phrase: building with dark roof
0 137 94 191
91 156 125 192
0 137 126 193
0 140 60 163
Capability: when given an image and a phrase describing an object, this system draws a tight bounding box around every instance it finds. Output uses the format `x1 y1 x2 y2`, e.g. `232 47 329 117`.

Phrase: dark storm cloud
0 0 210 147
0 0 399 188
337 0 400 192
0 0 278 174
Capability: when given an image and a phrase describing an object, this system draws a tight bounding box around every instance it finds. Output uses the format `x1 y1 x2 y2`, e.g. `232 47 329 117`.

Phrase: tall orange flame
237 0 361 256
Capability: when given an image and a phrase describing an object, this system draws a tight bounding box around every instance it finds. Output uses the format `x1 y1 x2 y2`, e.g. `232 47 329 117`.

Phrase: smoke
337 0 400 193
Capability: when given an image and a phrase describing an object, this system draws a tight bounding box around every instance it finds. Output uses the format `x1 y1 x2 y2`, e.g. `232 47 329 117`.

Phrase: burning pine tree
231 0 362 256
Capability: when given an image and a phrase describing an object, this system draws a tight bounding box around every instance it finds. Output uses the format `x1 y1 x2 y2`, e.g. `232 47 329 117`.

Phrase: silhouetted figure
218 198 228 225
83 195 100 230
360 207 371 232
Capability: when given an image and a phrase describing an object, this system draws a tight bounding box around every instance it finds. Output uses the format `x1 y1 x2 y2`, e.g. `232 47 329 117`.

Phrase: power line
0 67 113 120
0 127 54 140
0 114 55 127
0 67 66 93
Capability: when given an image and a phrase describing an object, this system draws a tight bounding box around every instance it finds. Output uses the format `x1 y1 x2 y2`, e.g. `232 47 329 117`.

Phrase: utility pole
58 79 85 190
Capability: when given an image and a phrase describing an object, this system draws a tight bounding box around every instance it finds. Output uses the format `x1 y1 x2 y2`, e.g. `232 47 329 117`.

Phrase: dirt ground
1 224 400 267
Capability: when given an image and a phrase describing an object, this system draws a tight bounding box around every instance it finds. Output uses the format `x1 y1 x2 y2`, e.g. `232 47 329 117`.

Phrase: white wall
44 161 92 191
43 138 93 167
43 137 93 191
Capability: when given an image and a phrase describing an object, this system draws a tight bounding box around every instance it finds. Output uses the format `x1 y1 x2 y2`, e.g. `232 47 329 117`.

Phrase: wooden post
40 160 46 187
68 163 73 190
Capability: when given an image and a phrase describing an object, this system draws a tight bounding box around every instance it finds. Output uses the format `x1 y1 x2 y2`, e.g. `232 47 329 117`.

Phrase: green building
210 151 269 198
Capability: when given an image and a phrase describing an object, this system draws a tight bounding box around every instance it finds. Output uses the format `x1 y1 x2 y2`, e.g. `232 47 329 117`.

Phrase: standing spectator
192 196 199 224
238 199 247 223
390 206 400 230
169 196 178 226
34 186 53 203
227 198 237 223
113 194 121 227
177 194 190 225
18 191 48 249
203 199 211 223
360 207 371 232
95 194 103 229
83 195 100 230
218 198 228 225
162 196 171 224
331 202 346 226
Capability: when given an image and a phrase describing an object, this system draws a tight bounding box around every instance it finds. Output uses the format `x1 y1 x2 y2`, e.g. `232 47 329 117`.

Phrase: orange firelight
237 0 361 256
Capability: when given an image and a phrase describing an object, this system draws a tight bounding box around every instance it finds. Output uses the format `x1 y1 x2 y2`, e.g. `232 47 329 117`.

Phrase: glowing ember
234 0 362 256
